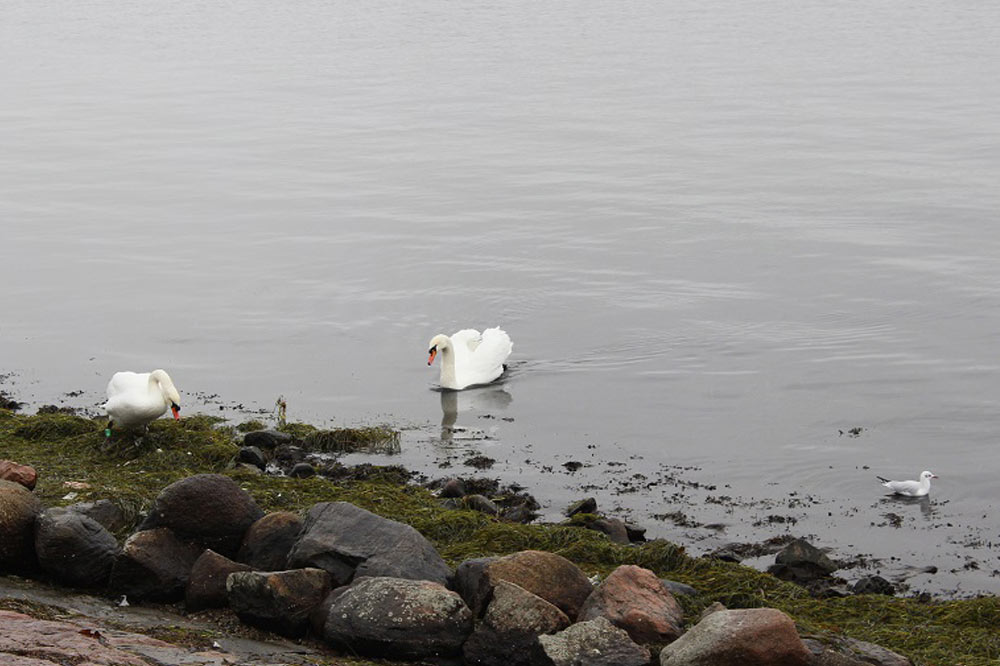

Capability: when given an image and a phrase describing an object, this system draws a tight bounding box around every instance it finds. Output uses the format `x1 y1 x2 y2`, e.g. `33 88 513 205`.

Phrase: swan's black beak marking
171 403 181 420
427 347 437 366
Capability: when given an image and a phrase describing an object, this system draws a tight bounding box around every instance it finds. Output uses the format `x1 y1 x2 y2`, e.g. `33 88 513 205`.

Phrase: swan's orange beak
427 348 437 366
171 404 181 420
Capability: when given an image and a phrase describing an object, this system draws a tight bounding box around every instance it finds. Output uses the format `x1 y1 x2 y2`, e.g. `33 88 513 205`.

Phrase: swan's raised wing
106 371 149 399
462 327 513 385
450 329 482 352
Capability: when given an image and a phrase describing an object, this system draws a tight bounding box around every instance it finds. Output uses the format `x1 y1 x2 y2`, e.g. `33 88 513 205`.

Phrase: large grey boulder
238 511 303 571
286 502 451 586
455 550 593 620
538 616 651 666
109 527 203 602
139 474 263 557
34 508 119 587
462 580 570 666
323 576 473 659
227 568 331 638
659 608 811 666
578 564 684 644
0 479 42 572
64 499 127 533
768 538 838 584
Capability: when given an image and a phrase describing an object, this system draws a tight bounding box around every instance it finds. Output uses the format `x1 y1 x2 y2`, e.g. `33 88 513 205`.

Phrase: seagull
876 470 938 497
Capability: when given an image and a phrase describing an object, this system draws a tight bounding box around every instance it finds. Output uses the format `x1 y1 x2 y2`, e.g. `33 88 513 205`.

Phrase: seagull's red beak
171 404 181 420
427 349 437 366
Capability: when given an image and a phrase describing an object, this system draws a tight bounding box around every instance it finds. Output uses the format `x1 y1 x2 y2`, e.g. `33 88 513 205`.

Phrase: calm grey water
3 0 1000 595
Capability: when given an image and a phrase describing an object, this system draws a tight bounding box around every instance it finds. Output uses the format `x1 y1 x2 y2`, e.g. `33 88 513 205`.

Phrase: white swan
427 327 513 390
876 470 938 497
104 369 181 430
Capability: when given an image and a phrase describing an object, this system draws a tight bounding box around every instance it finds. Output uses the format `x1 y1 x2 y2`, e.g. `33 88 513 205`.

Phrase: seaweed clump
303 427 400 454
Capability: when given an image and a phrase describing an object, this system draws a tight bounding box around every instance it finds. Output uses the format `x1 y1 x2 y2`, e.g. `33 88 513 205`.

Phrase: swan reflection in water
437 385 513 445
878 494 935 520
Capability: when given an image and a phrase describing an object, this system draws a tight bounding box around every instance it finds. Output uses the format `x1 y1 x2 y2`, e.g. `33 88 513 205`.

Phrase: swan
104 369 181 431
876 470 937 497
427 327 512 390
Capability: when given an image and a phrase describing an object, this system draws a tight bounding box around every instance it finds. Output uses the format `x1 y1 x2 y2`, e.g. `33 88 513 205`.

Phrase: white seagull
427 327 513 390
104 369 182 432
876 470 938 497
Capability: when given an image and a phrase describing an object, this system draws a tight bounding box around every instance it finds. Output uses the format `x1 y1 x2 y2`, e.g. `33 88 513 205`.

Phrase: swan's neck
148 371 172 403
438 345 458 388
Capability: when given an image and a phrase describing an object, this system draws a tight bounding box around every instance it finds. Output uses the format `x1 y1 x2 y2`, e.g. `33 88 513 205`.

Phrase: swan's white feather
431 327 512 390
104 370 179 428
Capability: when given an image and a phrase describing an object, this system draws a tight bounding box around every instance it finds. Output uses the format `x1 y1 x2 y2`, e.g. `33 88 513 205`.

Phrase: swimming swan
104 369 181 430
427 327 512 390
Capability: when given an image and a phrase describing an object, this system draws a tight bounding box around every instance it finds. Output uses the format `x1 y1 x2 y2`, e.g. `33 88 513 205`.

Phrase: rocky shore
1 403 998 665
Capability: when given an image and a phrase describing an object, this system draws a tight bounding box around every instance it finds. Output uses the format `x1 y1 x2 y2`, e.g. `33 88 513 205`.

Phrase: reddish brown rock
237 511 303 571
228 568 332 638
659 608 811 666
0 610 149 666
0 479 43 572
579 564 684 644
0 460 37 491
185 548 253 611
455 550 593 620
109 527 203 602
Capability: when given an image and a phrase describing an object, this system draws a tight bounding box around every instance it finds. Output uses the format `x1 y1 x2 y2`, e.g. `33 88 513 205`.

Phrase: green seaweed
302 427 401 454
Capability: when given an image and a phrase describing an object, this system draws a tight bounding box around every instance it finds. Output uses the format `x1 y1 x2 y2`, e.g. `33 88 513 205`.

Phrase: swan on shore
427 327 512 390
104 369 181 430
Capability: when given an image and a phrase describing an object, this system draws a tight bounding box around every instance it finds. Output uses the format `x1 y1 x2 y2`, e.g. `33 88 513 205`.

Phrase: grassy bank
1 409 998 665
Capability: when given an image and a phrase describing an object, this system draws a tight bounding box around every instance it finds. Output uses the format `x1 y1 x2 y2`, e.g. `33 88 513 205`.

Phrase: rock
0 479 43 572
289 462 315 479
462 580 570 666
185 549 252 611
34 508 119 587
661 579 699 597
464 494 499 515
0 460 37 491
227 568 331 638
659 608 811 666
234 462 263 475
625 522 647 542
538 616 651 666
802 637 914 666
0 610 150 666
698 601 727 621
579 564 684 644
566 497 597 516
109 527 203 602
850 575 895 596
455 550 593 620
64 499 127 533
707 544 743 563
243 429 293 450
323 576 473 659
139 473 264 557
238 511 303 571
503 503 539 524
287 501 452 586
440 478 466 498
587 517 630 544
237 446 266 470
768 538 838 584
273 445 306 470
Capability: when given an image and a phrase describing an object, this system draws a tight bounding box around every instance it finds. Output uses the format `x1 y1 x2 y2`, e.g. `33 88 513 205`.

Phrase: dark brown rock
579 564 684 644
185 549 252 611
34 508 119 587
237 511 303 571
109 527 203 602
659 608 811 666
0 460 37 491
227 568 331 638
287 501 451 586
455 550 593 620
440 478 466 498
243 429 293 450
587 517 630 544
0 479 43 572
139 473 263 557
769 538 838 584
539 616 650 666
323 576 473 659
565 497 597 516
462 580 570 666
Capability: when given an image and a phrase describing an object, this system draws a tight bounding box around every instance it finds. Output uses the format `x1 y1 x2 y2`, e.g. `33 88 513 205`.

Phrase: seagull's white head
921 471 938 481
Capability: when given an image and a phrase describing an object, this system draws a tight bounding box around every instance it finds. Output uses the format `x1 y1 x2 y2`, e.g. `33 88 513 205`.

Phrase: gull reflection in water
878 494 935 520
438 385 513 445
